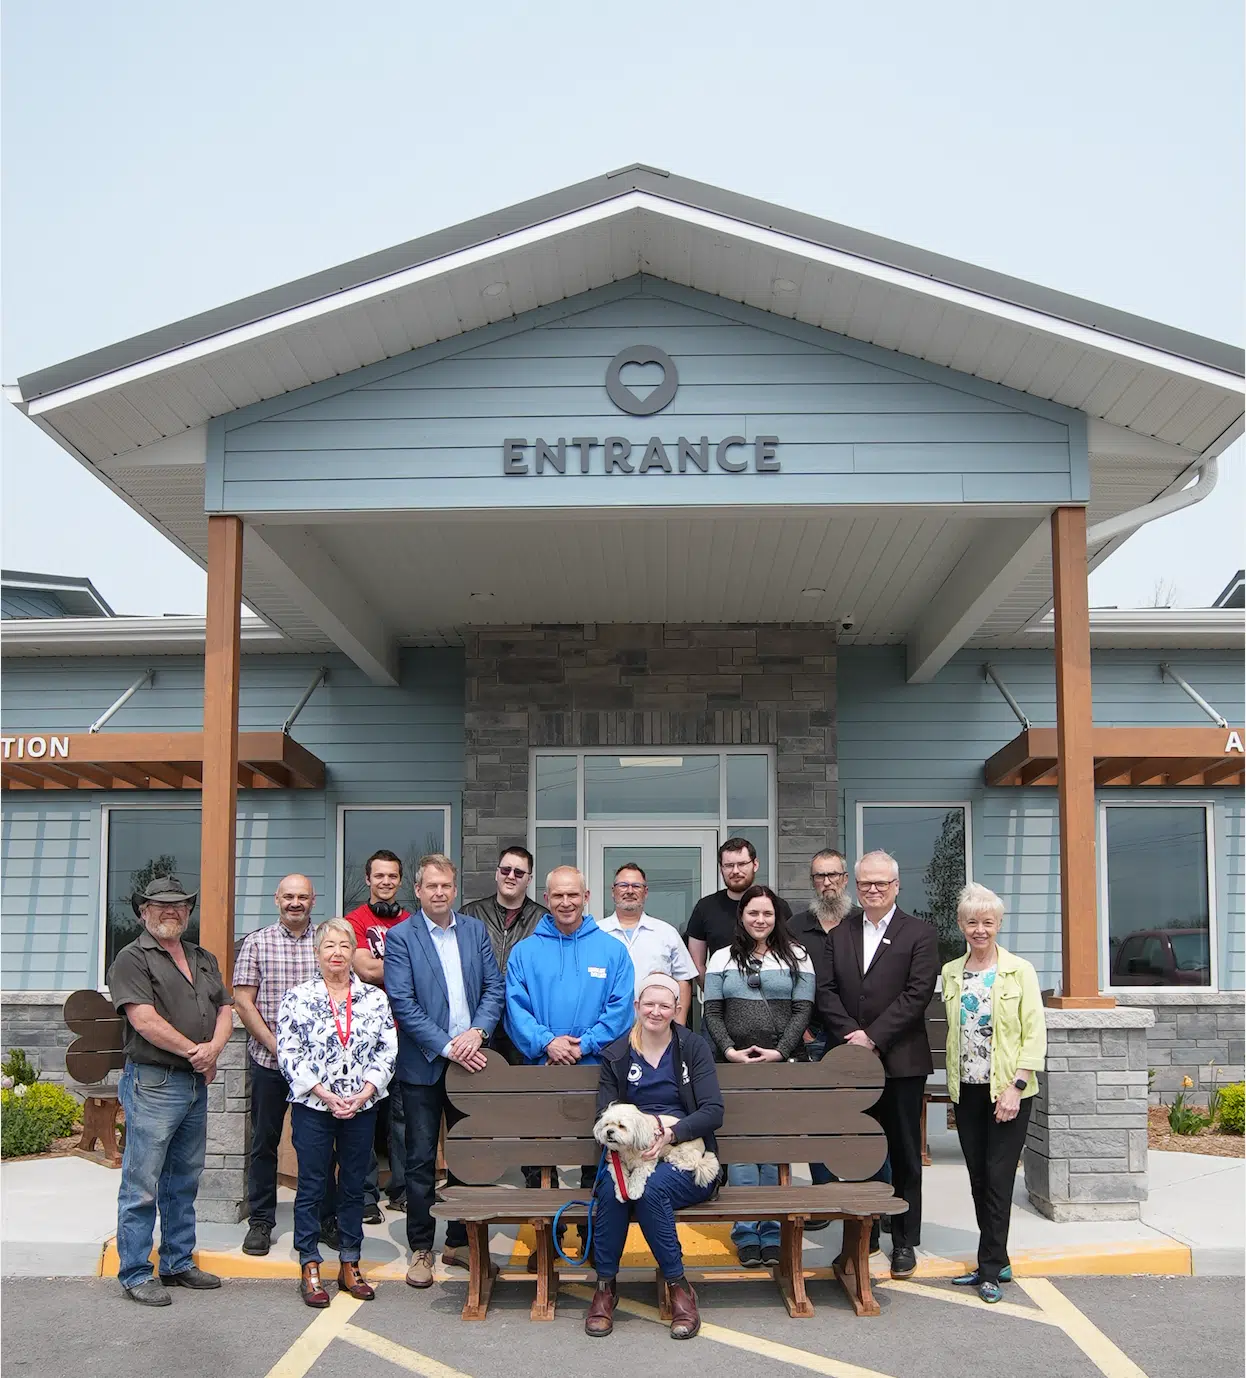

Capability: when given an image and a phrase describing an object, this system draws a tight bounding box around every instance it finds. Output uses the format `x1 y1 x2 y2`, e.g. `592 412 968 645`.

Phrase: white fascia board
906 516 1052 683
246 525 398 685
23 193 1244 421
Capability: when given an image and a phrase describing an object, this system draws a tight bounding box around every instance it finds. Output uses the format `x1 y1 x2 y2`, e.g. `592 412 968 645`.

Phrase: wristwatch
1013 1076 1029 1091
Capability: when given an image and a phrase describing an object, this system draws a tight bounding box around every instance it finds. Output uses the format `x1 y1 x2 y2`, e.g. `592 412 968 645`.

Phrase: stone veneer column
462 623 837 901
1023 1005 1155 1221
197 1021 250 1223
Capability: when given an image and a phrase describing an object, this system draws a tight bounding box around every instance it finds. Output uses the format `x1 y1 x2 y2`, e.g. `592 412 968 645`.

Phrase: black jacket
460 893 546 972
811 907 939 1079
597 1023 725 1152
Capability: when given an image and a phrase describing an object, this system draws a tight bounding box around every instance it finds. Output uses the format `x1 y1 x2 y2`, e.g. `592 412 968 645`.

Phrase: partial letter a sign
1226 731 1244 754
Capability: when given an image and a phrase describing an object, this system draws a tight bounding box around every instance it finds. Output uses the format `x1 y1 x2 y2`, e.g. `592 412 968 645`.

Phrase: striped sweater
702 946 816 1061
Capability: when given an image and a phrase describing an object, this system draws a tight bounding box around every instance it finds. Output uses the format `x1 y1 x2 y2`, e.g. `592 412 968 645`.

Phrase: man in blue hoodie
505 865 634 1066
505 865 634 1252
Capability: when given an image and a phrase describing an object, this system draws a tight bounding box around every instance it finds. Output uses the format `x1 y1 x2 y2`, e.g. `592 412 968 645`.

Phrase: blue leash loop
551 1198 594 1267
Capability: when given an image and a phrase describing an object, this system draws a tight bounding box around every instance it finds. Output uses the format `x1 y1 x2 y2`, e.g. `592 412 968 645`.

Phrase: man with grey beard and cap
107 875 234 1305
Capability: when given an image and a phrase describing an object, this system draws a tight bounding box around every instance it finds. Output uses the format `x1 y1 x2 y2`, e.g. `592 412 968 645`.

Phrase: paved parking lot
2 1274 1242 1378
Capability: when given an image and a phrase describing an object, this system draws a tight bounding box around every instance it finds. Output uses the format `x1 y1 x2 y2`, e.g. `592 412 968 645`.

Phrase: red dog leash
607 1115 668 1202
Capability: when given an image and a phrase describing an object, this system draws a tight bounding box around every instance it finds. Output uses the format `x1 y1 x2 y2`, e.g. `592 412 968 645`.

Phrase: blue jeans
592 1160 717 1281
115 1062 207 1290
728 1162 780 1250
292 1102 376 1265
401 1075 467 1253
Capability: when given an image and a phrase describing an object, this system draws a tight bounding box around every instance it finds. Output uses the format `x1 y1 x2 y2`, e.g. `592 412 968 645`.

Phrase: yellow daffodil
1182 1075 1194 1089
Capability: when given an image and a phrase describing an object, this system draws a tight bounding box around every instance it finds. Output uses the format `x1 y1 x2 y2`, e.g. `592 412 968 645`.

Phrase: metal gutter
0 616 293 655
1086 458 1220 547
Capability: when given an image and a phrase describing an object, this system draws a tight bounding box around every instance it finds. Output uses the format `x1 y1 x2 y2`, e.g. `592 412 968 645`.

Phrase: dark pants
402 1074 467 1253
592 1160 716 1281
291 1102 376 1265
871 1075 926 1248
246 1058 289 1229
954 1083 1033 1282
385 1088 407 1203
319 1145 380 1226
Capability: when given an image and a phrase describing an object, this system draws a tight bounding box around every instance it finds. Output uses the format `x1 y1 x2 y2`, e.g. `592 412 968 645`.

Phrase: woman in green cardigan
941 882 1046 1304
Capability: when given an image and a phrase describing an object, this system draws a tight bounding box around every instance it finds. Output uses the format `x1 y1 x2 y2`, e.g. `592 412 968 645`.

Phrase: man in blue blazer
383 853 504 1289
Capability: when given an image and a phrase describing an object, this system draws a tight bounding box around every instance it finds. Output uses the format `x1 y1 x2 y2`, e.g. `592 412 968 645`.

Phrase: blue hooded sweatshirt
504 914 634 1064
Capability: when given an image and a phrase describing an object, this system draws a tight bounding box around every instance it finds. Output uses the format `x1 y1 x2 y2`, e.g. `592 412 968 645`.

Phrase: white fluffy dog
593 1102 720 1202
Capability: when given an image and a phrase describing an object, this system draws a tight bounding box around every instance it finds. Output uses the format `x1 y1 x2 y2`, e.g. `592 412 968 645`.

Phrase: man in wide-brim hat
107 873 233 1307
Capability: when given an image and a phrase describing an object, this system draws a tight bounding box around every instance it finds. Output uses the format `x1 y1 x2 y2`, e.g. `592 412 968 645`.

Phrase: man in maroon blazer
812 849 939 1279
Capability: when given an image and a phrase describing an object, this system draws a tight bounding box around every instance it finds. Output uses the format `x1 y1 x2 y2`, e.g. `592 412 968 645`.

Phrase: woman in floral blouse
278 917 397 1309
940 883 1046 1305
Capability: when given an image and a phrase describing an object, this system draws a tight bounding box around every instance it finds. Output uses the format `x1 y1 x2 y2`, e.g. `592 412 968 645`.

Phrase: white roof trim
23 191 1244 420
1 615 290 654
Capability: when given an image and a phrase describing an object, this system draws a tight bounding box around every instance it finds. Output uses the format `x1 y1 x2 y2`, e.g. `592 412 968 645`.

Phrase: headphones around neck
368 899 402 920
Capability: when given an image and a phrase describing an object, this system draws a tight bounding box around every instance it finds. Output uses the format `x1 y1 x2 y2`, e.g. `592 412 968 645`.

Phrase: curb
96 1236 1195 1282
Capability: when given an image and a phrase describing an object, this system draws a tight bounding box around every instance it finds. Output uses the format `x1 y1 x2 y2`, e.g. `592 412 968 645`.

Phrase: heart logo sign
605 345 679 416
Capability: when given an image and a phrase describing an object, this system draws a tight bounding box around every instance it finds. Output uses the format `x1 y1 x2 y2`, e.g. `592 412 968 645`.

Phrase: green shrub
1217 1083 1245 1135
1 1049 40 1087
0 1083 82 1158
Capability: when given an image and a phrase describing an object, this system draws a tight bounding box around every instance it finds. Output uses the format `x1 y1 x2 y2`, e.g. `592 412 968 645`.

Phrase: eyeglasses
612 882 645 892
857 880 896 891
812 871 847 881
721 861 754 871
497 866 529 879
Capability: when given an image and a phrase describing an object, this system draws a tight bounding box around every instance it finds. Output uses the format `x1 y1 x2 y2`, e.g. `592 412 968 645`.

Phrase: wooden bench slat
433 1183 906 1221
446 1086 884 1139
62 1021 127 1054
63 990 118 1024
445 1131 886 1184
65 1049 127 1083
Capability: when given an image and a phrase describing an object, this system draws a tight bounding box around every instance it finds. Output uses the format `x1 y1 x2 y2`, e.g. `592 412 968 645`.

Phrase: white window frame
528 747 777 883
854 800 975 882
335 803 453 915
1098 800 1218 994
98 801 202 991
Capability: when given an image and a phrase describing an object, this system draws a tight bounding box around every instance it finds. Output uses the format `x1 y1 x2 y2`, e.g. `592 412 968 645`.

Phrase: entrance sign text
503 434 780 476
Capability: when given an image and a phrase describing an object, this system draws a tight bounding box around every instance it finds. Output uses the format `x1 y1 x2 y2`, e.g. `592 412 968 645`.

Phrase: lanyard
327 986 352 1049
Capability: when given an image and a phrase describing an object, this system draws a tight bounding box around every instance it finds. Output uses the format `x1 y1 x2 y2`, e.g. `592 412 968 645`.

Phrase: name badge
588 966 607 978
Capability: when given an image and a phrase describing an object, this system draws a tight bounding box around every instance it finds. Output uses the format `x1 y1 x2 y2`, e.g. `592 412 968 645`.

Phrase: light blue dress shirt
425 913 473 1057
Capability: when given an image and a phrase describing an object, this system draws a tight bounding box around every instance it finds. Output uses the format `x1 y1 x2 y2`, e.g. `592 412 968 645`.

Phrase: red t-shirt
345 902 410 986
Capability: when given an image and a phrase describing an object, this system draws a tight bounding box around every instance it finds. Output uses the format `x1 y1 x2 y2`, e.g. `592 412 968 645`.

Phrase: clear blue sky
3 0 1241 614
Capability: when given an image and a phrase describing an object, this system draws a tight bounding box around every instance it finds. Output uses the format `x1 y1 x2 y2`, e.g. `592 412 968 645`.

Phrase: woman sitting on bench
585 972 724 1342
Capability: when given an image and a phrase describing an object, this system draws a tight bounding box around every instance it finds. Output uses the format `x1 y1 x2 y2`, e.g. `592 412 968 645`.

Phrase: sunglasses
497 866 529 879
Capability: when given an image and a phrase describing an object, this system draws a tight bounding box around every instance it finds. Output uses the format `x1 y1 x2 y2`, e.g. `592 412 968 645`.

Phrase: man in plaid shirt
233 874 319 1257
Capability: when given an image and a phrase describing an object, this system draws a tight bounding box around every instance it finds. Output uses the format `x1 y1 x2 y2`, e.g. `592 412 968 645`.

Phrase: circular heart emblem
605 344 679 416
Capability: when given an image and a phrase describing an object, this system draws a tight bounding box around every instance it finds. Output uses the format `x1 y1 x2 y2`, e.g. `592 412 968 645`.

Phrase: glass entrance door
586 828 719 937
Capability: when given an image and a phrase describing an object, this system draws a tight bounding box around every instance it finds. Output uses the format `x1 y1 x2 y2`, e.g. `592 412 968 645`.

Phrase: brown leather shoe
405 1250 435 1289
584 1279 617 1336
668 1279 700 1339
337 1261 375 1300
300 1262 330 1309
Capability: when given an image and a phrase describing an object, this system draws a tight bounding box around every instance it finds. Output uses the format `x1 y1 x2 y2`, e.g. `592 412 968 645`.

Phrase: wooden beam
2 763 49 789
1047 506 1113 1010
1129 758 1169 786
1162 758 1211 785
201 515 243 986
135 761 187 789
18 761 81 789
1203 759 1245 786
1018 759 1057 787
1093 758 1134 786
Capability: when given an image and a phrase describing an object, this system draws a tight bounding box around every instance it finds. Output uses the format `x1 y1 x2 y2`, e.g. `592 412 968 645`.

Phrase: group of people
106 834 1046 1335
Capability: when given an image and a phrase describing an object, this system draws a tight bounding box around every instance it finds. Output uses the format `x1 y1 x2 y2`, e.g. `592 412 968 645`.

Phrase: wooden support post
201 515 243 986
1047 507 1113 1009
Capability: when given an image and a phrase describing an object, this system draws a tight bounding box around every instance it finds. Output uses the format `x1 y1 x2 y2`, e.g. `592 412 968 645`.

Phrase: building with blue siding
3 168 1242 1222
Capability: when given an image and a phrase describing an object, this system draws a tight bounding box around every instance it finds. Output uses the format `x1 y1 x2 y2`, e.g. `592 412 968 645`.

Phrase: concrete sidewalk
4 1126 1242 1280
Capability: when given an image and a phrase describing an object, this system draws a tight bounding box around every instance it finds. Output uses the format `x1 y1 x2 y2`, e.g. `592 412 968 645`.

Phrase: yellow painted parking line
1018 1278 1150 1378
564 1284 897 1378
260 1293 362 1378
876 1277 1060 1325
341 1324 475 1378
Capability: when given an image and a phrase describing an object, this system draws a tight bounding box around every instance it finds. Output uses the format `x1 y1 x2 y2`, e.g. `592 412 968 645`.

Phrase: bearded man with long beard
107 875 234 1306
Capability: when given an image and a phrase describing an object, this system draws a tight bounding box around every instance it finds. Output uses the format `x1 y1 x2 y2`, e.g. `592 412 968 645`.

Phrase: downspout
1085 457 1218 547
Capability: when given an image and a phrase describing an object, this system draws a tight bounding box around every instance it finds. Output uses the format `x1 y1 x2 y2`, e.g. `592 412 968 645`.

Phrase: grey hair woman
277 917 397 1309
940 882 1046 1303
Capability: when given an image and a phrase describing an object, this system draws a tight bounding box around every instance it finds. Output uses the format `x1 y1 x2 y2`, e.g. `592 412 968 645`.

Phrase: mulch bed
1147 1105 1244 1157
